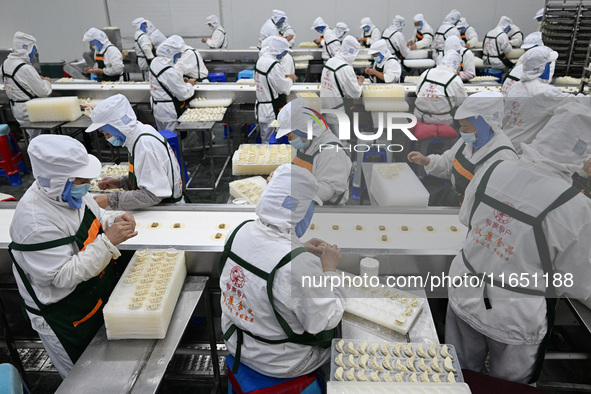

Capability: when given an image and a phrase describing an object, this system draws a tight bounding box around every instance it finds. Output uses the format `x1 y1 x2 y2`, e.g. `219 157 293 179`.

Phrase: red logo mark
494 202 515 224
230 266 246 288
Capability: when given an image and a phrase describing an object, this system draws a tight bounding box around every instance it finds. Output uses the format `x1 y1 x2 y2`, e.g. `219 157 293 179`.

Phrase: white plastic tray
229 176 268 204
327 382 471 393
370 163 430 207
337 272 424 334
330 339 464 384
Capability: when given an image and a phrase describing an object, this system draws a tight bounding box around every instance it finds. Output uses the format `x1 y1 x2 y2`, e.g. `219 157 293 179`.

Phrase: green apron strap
149 65 188 117
3 62 37 100
322 63 348 98
475 146 517 166
468 160 503 231
218 220 254 276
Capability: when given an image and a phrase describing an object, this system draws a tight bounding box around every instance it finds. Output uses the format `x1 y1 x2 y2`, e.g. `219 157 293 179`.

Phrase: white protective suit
132 18 156 73
381 16 409 62
504 47 584 154
149 35 195 132
9 135 124 377
424 92 518 189
501 34 545 96
220 164 346 377
414 51 467 125
483 20 514 71
205 15 227 49
137 19 167 49
444 35 476 81
457 17 478 48
258 9 285 49
501 64 523 96
446 102 591 383
410 14 434 49
312 18 341 61
368 40 401 83
498 16 524 48
279 21 296 48
535 8 544 31
254 37 293 143
83 28 124 80
86 94 183 209
434 10 462 55
175 45 209 82
1 32 52 138
360 17 381 48
334 22 349 41
277 100 353 204
320 36 363 112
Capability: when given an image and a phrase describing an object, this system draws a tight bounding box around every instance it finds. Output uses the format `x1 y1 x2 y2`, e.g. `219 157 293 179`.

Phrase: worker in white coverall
202 15 227 49
312 17 341 61
434 10 462 57
275 99 353 205
279 19 297 48
333 22 349 41
1 32 51 140
445 101 591 384
175 39 209 83
85 94 184 210
254 36 295 143
258 9 292 49
443 35 476 81
382 16 409 68
9 135 137 377
408 92 518 206
457 17 478 49
365 39 401 83
358 17 381 48
260 36 296 77
483 17 515 71
149 35 196 132
133 18 167 49
220 163 346 382
407 14 434 50
414 51 467 125
504 46 585 154
534 8 544 31
500 16 524 47
82 28 124 82
132 18 156 80
501 32 545 96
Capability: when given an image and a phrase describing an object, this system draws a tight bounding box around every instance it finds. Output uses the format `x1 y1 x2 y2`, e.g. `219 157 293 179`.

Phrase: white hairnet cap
156 35 185 58
206 15 219 27
446 10 461 25
272 9 286 24
498 16 513 28
335 22 349 32
521 46 558 81
360 17 372 29
311 17 328 30
132 17 147 29
414 14 425 23
392 15 405 29
86 94 137 133
445 35 462 52
368 39 391 56
534 8 544 20
12 32 36 57
457 17 469 27
276 98 328 139
340 35 361 63
29 135 101 181
521 32 544 49
256 164 321 234
261 36 290 56
440 50 461 70
455 91 504 133
529 101 591 173
83 27 108 45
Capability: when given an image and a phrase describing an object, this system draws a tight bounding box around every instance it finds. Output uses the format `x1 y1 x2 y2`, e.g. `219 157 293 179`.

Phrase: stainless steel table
18 120 67 147
56 276 210 394
60 115 106 161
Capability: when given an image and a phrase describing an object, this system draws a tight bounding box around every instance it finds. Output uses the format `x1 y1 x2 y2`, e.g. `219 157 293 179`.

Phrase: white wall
0 0 545 63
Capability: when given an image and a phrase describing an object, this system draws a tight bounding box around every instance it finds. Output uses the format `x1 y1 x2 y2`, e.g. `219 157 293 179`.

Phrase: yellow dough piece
332 225 340 231
447 372 456 383
369 343 379 356
335 339 345 353
335 353 346 368
396 315 405 326
404 307 414 316
417 358 431 373
381 234 388 242
357 370 369 382
370 371 381 382
420 371 430 382
355 225 363 231
346 341 359 355
394 358 408 372
409 372 418 382
432 374 442 382
426 225 434 231
346 355 359 369
395 372 405 382
406 356 416 372
358 341 368 355
379 225 386 231
431 356 443 373
370 357 384 370
410 298 420 307
345 368 356 381
450 225 458 232
428 343 438 357
392 343 404 358
404 343 414 357
334 367 345 381
309 223 316 230
401 225 409 231
359 354 369 369
383 354 394 370
416 343 429 358
380 343 390 356
382 371 393 382
444 356 456 372
440 344 452 358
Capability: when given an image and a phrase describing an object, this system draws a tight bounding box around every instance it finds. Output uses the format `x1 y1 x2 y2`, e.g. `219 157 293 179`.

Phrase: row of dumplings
334 367 456 383
335 352 455 374
336 341 453 359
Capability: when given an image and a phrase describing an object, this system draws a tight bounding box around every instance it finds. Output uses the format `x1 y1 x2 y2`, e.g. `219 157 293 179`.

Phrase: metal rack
579 41 591 92
542 0 591 77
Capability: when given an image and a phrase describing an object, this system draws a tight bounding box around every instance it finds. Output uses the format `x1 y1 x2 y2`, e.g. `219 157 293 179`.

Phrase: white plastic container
327 382 472 393
26 96 82 122
229 176 268 204
370 163 430 207
232 144 295 176
360 257 379 278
